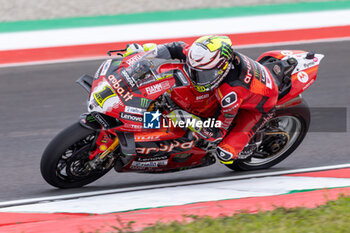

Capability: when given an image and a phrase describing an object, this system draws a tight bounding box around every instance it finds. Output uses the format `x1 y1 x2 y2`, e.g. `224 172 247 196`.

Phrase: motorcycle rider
124 35 279 164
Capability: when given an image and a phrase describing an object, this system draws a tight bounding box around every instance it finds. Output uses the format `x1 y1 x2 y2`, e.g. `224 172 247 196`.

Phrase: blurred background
0 0 330 21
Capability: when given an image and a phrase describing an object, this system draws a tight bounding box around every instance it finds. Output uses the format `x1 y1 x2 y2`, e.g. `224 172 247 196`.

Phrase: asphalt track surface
0 40 349 202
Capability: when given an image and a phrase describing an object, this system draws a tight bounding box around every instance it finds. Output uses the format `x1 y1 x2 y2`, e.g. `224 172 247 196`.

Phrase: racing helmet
187 35 233 92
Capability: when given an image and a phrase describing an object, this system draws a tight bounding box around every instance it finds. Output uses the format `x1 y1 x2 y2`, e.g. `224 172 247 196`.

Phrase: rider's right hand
123 43 157 57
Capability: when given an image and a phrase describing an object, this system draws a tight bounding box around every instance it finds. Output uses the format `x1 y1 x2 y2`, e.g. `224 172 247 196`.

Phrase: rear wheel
40 122 115 188
225 101 310 171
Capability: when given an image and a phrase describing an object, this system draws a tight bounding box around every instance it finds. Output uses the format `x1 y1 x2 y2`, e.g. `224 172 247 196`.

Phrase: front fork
89 130 119 160
80 113 138 171
80 113 120 168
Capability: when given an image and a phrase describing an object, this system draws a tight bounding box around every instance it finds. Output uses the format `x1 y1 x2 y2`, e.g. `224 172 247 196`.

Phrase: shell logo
99 144 108 151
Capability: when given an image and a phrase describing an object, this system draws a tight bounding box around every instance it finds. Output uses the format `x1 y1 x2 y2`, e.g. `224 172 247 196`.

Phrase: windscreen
125 51 165 89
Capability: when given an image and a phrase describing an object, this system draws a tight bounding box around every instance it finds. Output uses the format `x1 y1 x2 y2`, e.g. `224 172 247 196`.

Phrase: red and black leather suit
161 42 279 163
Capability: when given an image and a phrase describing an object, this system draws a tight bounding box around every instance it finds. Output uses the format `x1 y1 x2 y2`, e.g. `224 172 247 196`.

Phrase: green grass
134 195 350 233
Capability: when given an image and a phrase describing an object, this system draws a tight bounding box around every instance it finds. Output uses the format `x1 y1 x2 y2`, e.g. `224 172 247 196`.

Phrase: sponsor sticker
135 155 168 162
222 103 239 112
134 135 161 141
177 71 189 85
196 93 210 100
131 159 168 168
145 82 170 95
261 68 266 83
129 124 143 129
120 68 136 88
125 106 144 115
100 59 112 76
145 83 162 95
224 113 236 118
262 66 273 89
136 140 194 154
141 98 149 108
94 62 104 79
243 56 253 84
281 50 293 56
91 112 109 129
297 71 309 83
120 112 143 122
284 65 294 75
126 54 142 66
303 61 315 69
107 75 133 101
273 65 281 75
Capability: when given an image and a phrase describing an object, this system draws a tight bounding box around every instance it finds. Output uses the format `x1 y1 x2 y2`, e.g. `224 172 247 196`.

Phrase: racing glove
197 127 223 143
123 43 157 57
167 109 202 133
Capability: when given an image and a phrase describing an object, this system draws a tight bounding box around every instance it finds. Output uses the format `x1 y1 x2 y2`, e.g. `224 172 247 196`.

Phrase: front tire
40 122 114 188
225 101 310 171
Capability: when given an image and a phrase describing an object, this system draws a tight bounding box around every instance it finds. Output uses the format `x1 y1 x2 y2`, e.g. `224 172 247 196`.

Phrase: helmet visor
192 68 222 86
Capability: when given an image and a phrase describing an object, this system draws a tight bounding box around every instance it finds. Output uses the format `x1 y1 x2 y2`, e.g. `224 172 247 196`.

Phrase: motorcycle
40 48 324 188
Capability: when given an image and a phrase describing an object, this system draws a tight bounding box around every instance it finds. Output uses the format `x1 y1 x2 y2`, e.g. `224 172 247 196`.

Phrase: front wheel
40 122 114 188
225 101 310 171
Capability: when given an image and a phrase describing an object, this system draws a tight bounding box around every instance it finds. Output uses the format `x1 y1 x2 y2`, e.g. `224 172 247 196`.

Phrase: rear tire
40 122 114 188
225 100 310 171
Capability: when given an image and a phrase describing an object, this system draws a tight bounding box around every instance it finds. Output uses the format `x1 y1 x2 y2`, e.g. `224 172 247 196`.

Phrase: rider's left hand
196 127 223 143
123 43 144 57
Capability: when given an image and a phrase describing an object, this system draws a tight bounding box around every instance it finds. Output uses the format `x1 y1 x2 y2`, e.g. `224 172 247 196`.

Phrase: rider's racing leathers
137 42 279 164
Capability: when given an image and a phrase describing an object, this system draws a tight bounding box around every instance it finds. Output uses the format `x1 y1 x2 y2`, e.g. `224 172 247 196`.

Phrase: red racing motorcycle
40 48 324 188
